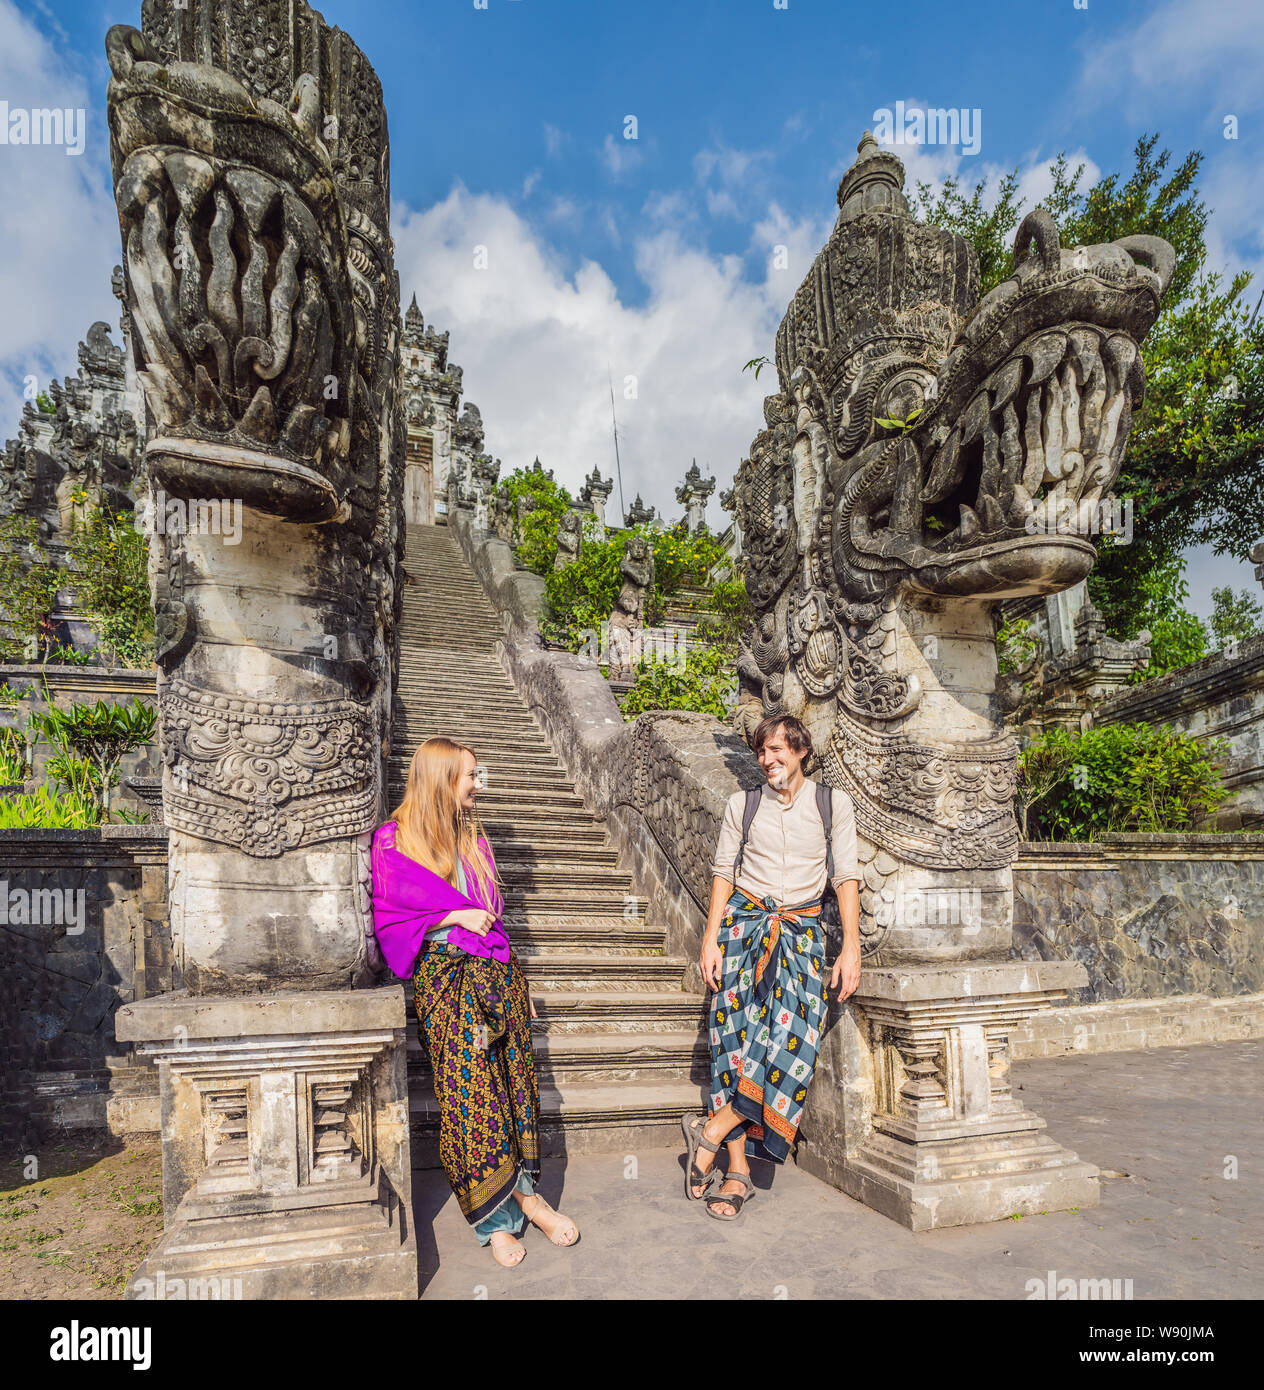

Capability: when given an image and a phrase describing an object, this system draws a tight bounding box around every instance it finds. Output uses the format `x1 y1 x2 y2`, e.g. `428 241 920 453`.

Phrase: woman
371 736 579 1267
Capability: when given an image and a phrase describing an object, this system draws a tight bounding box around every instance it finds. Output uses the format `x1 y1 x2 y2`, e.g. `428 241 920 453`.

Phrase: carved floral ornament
160 678 378 857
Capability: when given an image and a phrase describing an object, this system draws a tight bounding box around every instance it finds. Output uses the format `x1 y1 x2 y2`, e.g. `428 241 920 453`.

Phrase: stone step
527 990 710 1035
513 949 688 992
501 922 665 952
480 825 613 850
407 1076 707 1162
407 1029 708 1086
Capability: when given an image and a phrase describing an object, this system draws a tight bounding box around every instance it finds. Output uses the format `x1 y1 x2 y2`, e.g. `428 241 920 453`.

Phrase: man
682 713 861 1219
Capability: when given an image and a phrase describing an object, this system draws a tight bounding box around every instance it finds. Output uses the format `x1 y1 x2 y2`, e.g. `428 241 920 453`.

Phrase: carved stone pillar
106 0 413 1296
675 459 715 533
579 465 613 538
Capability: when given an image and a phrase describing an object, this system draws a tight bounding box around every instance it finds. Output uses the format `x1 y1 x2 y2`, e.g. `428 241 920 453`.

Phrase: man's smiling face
757 727 805 790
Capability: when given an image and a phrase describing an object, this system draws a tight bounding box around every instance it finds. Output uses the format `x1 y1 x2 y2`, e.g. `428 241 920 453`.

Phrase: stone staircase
393 524 709 1164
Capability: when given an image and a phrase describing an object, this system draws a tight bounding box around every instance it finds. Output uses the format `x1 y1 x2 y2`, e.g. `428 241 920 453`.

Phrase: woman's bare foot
488 1231 525 1267
522 1192 578 1246
708 1167 751 1218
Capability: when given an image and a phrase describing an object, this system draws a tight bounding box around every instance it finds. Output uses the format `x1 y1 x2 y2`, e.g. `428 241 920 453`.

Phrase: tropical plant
1017 722 1228 840
0 782 97 829
0 725 28 783
32 698 158 820
619 644 737 719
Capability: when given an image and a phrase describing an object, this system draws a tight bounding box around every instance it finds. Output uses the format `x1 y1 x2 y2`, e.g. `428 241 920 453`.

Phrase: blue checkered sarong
707 888 827 1163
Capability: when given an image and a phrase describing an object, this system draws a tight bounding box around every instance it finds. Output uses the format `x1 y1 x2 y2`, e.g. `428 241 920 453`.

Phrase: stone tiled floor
414 1039 1264 1299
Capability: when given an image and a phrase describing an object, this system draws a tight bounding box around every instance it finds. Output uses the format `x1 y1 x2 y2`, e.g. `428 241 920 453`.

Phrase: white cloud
521 169 541 198
0 0 121 435
600 132 644 179
1078 0 1264 121
392 184 799 528
543 123 568 158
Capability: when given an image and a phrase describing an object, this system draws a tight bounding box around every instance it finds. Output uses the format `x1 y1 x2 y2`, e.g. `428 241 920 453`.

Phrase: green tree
1116 553 1209 682
1209 584 1263 650
0 516 61 662
912 136 1264 636
33 697 157 821
501 465 574 576
64 495 155 668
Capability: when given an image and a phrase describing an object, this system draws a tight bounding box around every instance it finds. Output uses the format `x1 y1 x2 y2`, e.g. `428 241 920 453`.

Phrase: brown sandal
522 1193 579 1247
706 1170 756 1221
682 1112 722 1200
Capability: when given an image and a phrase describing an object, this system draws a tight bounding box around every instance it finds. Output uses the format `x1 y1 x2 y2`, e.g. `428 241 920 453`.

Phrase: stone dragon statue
105 0 405 991
731 133 1173 959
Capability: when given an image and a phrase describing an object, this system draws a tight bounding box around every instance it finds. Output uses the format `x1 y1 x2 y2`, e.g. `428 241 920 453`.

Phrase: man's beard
767 766 789 789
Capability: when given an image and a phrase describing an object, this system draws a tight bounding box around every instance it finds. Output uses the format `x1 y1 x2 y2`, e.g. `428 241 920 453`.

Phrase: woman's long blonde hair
389 736 498 904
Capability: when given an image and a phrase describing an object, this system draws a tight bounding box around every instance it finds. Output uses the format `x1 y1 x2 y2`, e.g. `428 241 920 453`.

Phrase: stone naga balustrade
105 0 414 1299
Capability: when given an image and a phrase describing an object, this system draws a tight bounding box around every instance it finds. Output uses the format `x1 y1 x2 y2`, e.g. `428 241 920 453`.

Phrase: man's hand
700 936 724 992
830 936 861 1001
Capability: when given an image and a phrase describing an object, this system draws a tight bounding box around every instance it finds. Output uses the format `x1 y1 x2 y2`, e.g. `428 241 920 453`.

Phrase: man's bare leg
689 1101 752 1214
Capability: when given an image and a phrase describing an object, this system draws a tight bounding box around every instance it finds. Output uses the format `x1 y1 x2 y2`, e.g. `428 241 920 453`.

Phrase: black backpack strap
732 788 762 882
816 781 834 882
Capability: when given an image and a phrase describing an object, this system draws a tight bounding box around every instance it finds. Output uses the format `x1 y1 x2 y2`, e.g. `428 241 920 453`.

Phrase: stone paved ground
415 1039 1264 1299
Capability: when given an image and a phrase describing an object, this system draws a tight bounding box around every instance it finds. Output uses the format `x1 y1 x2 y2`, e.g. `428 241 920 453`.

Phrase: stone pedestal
797 961 1098 1230
116 989 417 1299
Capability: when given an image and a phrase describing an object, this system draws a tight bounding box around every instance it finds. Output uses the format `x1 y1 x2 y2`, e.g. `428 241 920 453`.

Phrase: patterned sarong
707 889 827 1163
414 941 541 1227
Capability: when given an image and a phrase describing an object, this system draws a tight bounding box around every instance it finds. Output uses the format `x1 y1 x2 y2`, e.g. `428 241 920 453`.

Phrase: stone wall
0 827 171 1146
1012 835 1264 1002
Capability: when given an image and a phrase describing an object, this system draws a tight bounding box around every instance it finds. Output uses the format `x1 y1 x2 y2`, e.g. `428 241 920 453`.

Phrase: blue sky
2 0 1262 617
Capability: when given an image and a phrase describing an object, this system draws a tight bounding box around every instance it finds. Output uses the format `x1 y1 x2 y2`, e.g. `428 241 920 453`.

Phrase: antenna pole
608 365 626 525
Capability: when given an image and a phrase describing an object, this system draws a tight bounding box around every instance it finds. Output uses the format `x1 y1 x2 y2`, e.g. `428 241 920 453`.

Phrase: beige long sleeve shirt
710 778 861 907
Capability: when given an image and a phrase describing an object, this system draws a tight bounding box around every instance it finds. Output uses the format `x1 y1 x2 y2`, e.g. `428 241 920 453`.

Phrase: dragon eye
876 371 933 425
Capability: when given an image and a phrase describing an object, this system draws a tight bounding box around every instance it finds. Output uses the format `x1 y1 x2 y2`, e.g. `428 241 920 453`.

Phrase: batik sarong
414 940 541 1227
708 888 827 1163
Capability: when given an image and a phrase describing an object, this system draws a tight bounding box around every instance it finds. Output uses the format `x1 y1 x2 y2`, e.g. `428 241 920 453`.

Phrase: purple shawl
370 820 509 978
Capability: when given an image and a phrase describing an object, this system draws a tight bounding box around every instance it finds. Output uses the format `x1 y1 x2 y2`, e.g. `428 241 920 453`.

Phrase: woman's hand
451 907 494 936
528 989 538 1021
700 936 724 992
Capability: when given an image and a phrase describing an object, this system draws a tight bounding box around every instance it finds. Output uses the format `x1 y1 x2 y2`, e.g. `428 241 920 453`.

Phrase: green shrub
500 466 574 576
1018 722 1229 840
0 782 98 829
541 522 626 646
619 645 737 719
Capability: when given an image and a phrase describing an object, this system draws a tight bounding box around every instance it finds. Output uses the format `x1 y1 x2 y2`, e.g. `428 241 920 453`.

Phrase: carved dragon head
735 132 1171 626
